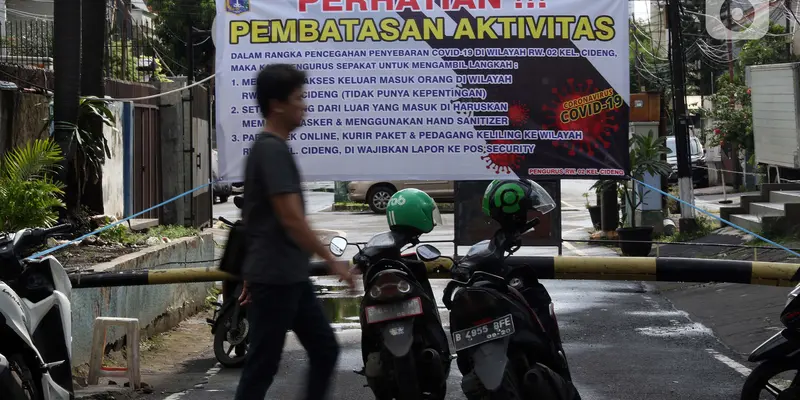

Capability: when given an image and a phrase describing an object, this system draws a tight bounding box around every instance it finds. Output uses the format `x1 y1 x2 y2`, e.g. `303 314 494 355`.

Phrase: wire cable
98 73 215 101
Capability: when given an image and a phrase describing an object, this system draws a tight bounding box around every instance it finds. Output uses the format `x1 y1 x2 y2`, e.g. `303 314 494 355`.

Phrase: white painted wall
102 102 125 218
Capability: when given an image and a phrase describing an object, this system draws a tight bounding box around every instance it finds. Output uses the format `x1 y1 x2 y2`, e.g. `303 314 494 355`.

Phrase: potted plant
616 131 673 256
584 191 602 230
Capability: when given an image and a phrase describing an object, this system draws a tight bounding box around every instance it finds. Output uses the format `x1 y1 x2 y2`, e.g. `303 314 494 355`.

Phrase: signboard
214 0 630 182
453 180 561 248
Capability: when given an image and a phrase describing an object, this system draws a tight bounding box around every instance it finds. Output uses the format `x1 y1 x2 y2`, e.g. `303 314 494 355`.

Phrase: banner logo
706 0 772 40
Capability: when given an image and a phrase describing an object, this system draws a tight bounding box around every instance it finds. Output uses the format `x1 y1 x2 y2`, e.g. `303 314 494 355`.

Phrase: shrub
0 138 65 232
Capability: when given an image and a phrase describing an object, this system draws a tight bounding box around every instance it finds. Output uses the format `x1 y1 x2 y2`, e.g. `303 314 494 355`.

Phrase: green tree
736 24 794 76
148 0 215 78
702 23 796 155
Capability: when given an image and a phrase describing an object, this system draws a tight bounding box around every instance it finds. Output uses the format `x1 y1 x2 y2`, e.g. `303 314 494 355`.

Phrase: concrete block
70 233 214 367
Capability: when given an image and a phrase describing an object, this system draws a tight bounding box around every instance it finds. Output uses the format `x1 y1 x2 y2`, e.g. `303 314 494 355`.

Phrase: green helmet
386 188 443 235
481 179 556 224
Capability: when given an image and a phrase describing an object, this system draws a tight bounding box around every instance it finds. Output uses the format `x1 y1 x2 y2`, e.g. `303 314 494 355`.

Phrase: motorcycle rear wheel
213 309 249 368
393 353 421 400
462 369 522 400
741 358 800 400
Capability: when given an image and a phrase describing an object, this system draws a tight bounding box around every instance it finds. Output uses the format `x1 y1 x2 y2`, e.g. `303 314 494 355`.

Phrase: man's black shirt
241 133 310 284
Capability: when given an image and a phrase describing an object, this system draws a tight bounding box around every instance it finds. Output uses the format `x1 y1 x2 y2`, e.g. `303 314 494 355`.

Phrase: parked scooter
208 195 249 368
327 188 451 400
442 179 580 399
741 283 800 399
0 223 75 400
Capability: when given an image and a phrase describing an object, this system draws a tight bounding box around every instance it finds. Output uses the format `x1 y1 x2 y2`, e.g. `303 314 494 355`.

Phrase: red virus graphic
508 101 530 126
541 78 620 157
481 140 523 174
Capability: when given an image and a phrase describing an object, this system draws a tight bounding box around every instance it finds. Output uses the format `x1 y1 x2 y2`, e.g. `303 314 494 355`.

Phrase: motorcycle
207 194 249 368
328 232 451 400
441 217 580 399
0 223 75 400
741 283 800 399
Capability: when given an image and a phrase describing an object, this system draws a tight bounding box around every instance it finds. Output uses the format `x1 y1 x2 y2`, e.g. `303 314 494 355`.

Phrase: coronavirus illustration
481 140 523 174
508 101 530 126
541 78 620 157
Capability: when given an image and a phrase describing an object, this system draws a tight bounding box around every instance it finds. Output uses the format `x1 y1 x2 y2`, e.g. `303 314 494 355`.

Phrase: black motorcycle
442 218 579 399
741 284 800 399
328 232 451 400
207 195 249 368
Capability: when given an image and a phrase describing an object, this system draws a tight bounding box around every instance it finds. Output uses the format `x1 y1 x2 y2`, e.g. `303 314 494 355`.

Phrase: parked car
666 135 709 188
348 180 454 213
212 149 232 203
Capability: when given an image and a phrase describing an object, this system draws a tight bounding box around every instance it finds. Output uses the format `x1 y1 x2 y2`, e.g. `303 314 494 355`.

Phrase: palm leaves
0 138 65 232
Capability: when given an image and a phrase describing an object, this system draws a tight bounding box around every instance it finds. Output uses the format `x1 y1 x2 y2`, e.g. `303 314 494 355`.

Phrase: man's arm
272 194 335 262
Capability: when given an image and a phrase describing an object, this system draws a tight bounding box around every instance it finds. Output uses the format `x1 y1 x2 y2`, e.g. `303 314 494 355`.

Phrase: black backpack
218 220 247 277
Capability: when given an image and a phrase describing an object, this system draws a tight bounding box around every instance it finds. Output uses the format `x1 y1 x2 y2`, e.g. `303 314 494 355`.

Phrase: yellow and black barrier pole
68 256 800 289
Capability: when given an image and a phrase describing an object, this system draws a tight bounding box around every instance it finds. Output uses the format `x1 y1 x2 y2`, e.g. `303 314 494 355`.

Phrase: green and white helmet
386 188 443 235
481 179 556 224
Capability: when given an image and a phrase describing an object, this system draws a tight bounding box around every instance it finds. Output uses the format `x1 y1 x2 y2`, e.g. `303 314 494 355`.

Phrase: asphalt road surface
158 278 746 400
181 181 750 399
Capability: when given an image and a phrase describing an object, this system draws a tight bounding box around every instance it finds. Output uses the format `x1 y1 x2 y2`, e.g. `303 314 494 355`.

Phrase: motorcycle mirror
233 195 244 209
416 244 441 261
329 236 348 257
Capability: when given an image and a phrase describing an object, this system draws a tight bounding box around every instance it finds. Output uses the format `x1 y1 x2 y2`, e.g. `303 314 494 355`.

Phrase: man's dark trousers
234 281 340 400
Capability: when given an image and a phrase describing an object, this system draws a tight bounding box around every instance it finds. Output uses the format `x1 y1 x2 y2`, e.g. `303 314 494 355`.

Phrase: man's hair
255 63 306 118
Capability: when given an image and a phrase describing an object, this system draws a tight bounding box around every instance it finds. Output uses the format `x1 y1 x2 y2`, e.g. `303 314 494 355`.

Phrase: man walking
234 63 355 400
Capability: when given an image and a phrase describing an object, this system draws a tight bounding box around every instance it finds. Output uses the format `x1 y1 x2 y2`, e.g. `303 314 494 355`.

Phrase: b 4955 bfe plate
452 314 515 352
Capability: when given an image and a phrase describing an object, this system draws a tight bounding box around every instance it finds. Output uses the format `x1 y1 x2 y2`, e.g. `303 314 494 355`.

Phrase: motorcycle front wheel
741 358 800 400
213 309 249 368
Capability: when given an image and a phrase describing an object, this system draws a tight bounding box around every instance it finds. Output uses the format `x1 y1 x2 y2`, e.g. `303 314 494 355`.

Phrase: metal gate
133 104 161 219
189 84 212 228
106 80 163 221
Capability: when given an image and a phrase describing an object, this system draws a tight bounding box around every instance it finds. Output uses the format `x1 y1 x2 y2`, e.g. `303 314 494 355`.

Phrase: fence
0 20 53 70
104 20 166 83
0 19 167 84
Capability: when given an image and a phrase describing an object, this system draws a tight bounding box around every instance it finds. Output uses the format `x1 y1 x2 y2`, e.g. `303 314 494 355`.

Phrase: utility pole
666 0 696 231
80 0 107 214
787 0 793 59
53 0 82 218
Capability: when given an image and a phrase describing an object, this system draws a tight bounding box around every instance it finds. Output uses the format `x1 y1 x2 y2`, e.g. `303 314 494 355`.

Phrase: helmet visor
525 180 556 214
432 203 444 226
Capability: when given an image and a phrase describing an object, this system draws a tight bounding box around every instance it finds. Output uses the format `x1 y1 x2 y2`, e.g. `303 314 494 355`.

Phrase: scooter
741 283 800 399
328 233 451 400
207 195 249 368
0 223 75 400
442 218 580 399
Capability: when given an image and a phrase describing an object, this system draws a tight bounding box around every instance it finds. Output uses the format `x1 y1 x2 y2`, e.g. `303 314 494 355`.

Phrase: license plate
452 314 515 352
365 297 423 324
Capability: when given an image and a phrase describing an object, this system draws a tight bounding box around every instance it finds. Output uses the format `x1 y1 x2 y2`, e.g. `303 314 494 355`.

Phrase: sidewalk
693 186 759 216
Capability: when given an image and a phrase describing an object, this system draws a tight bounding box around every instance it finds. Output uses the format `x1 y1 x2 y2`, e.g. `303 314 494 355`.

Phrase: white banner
214 0 629 182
